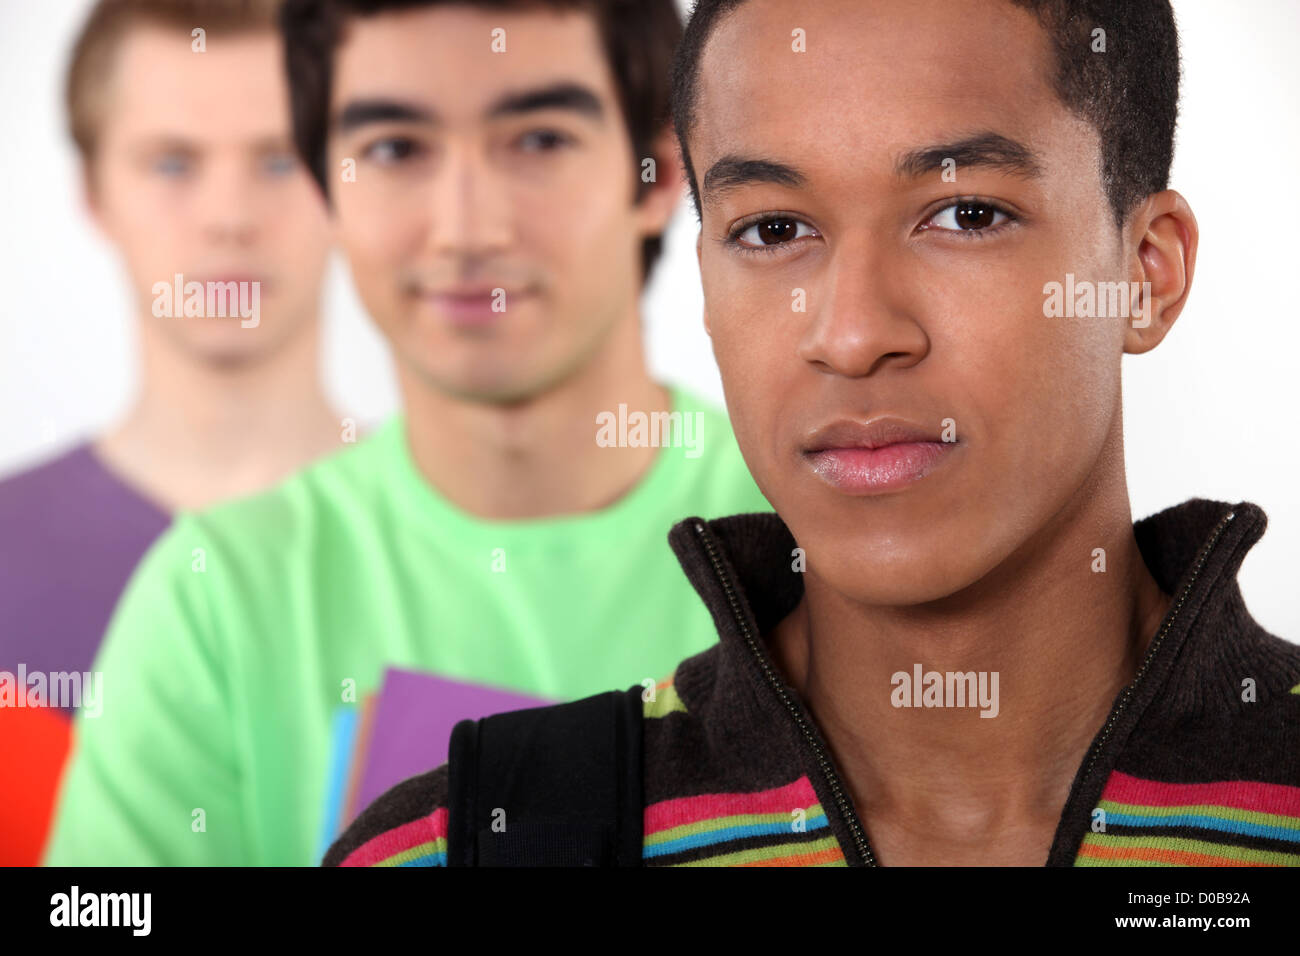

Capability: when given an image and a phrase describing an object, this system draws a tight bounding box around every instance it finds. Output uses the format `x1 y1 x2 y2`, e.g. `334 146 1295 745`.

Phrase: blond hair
66 0 282 163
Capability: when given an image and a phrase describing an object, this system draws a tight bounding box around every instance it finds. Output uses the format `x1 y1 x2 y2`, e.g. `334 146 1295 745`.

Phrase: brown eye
756 219 799 244
363 137 422 164
734 216 817 249
928 200 1011 233
518 129 574 152
953 202 996 229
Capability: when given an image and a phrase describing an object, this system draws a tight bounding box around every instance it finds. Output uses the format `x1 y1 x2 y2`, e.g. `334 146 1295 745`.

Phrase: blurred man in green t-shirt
46 0 769 866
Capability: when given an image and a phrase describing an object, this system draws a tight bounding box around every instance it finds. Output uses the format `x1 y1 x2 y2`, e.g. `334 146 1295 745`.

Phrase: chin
416 342 581 403
830 517 1036 609
814 558 976 608
178 333 266 362
793 511 979 603
418 364 548 405
170 315 307 366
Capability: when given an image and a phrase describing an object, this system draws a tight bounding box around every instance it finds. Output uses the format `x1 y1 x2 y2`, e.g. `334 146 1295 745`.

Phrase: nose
426 139 513 260
797 234 929 378
198 158 260 248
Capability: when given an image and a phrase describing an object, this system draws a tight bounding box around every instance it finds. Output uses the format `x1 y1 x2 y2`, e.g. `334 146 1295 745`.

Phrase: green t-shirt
44 385 770 865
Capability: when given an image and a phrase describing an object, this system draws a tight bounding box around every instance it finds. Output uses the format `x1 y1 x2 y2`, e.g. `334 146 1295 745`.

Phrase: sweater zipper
692 521 878 866
694 507 1238 868
1071 509 1236 792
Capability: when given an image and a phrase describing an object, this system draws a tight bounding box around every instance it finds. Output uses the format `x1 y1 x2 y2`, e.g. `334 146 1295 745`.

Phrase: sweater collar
668 497 1277 717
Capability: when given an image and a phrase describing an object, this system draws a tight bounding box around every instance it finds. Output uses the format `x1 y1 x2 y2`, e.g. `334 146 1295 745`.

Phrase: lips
802 417 957 495
417 285 535 327
425 285 511 298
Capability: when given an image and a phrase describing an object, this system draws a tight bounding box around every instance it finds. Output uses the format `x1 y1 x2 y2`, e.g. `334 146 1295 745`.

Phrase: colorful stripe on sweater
333 764 1300 868
339 807 448 867
644 678 687 719
1075 771 1300 866
335 778 851 867
643 775 847 866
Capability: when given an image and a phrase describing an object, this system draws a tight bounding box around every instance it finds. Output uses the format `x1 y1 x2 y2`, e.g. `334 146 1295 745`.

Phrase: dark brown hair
280 0 683 282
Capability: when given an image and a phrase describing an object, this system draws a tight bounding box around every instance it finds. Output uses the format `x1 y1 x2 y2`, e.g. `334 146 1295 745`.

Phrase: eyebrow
701 156 806 208
335 82 605 135
700 131 1045 209
337 99 433 134
130 134 293 154
894 131 1044 180
486 82 604 121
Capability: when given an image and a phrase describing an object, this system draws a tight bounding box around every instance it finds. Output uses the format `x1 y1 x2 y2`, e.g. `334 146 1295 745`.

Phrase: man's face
90 27 330 363
693 0 1137 605
328 6 654 404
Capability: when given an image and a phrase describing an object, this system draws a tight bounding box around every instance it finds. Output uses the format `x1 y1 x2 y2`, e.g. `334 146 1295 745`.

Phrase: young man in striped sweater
326 0 1300 867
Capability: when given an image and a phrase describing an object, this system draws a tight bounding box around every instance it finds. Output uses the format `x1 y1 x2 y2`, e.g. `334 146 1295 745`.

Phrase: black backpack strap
446 686 644 866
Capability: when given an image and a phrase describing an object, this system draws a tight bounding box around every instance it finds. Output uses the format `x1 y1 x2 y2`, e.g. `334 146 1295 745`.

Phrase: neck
95 315 342 512
398 306 668 520
771 425 1173 859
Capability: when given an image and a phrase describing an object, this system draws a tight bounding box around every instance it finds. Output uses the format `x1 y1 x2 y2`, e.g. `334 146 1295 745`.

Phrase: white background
1 1 1296 639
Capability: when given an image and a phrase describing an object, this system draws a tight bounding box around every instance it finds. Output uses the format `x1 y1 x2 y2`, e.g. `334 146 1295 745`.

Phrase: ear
79 157 111 240
1123 189 1198 355
633 123 686 240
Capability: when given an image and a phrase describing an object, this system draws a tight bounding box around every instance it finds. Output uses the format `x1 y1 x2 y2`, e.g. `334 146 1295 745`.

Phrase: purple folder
350 668 553 821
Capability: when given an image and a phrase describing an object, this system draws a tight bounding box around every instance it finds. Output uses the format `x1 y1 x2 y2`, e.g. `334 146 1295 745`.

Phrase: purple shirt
0 443 170 714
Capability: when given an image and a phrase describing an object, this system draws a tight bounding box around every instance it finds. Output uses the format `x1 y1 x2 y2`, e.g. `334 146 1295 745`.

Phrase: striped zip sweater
324 498 1300 867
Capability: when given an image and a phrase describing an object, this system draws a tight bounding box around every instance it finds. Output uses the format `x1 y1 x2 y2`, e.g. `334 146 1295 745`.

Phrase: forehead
693 0 1078 192
106 26 288 139
332 5 618 119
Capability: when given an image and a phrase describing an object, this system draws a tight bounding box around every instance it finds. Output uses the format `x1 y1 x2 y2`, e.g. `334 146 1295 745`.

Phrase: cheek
709 261 804 377
934 260 1120 500
271 177 330 248
104 200 186 290
98 168 174 252
702 267 794 481
518 147 638 284
336 191 419 283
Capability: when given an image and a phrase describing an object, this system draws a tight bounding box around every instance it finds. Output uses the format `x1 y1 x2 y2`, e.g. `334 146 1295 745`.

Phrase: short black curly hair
671 0 1181 231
